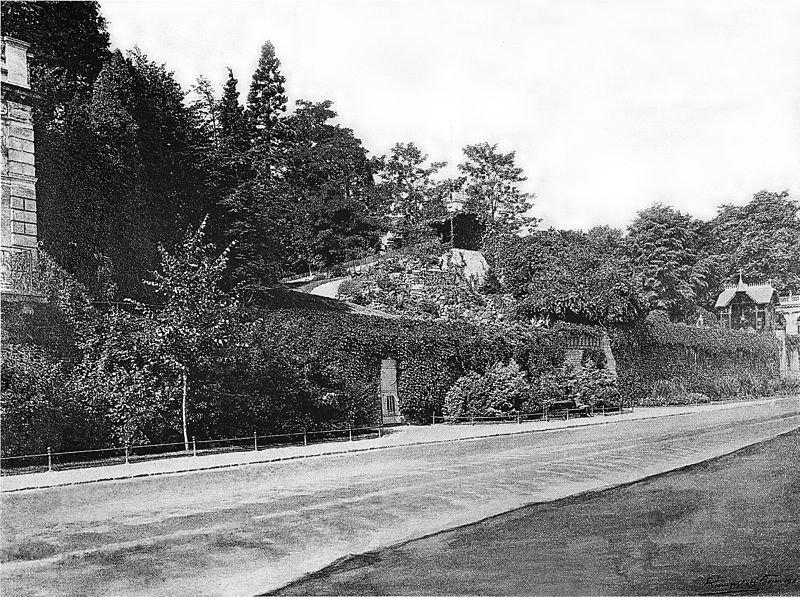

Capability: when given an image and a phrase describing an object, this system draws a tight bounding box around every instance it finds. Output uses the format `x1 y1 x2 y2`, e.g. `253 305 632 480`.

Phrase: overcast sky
99 0 800 230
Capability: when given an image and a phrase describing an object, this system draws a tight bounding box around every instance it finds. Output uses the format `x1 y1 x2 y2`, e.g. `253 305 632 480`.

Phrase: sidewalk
1 397 794 493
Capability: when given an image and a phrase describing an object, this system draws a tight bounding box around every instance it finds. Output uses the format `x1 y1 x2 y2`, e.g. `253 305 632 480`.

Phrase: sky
99 0 800 230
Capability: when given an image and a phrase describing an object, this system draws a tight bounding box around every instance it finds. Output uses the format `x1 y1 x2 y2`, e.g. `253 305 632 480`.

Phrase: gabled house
714 273 778 332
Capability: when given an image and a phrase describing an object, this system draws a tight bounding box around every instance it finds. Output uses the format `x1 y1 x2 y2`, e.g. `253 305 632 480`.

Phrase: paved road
276 427 800 595
1 398 798 597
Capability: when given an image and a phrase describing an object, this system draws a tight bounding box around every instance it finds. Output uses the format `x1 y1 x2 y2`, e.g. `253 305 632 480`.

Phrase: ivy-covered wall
246 307 565 425
611 311 782 406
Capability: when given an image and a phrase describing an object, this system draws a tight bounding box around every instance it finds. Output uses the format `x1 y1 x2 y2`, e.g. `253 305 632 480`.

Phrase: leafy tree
374 142 448 242
495 230 645 325
0 344 72 455
1 0 110 120
283 100 382 268
38 48 204 299
72 308 176 447
142 219 240 449
626 204 704 321
189 75 220 150
458 142 536 237
222 99 382 282
708 190 800 292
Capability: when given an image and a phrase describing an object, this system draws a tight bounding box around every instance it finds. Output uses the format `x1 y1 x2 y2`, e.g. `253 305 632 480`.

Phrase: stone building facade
776 292 800 381
1 37 39 298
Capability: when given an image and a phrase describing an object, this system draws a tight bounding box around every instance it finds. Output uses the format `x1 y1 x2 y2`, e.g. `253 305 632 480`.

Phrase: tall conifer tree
246 41 287 150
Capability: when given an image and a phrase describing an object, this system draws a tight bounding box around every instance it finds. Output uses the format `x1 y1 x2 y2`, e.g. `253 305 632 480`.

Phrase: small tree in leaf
458 142 536 237
143 218 239 450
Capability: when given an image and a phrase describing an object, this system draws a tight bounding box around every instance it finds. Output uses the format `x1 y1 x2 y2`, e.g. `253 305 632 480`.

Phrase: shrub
529 362 621 411
443 360 530 420
576 364 620 407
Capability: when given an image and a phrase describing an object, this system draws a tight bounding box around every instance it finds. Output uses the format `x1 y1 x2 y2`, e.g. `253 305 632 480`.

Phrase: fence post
125 444 129 465
602 405 606 416
47 446 52 472
253 431 258 451
432 413 436 425
378 426 382 438
471 415 475 426
349 427 353 442
566 409 570 421
303 430 308 446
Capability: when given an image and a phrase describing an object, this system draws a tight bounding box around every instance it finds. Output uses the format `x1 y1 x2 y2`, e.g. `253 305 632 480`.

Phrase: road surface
1 397 798 596
275 426 800 595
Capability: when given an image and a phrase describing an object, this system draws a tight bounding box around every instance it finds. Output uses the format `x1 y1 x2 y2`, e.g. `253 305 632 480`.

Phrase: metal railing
0 246 37 294
280 242 429 285
1 403 643 476
432 405 629 426
0 425 385 476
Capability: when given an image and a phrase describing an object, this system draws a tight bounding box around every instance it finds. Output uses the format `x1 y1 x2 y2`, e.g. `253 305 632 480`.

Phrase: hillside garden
2 2 799 459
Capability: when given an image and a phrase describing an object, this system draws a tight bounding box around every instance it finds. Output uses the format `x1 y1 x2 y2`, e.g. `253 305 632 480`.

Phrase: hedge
611 311 781 406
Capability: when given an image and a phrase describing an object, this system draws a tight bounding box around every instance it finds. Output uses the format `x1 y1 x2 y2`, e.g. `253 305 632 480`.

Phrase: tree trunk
182 366 189 451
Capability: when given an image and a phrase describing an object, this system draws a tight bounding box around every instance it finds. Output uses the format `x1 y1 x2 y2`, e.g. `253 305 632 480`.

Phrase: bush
443 360 529 420
576 364 620 407
528 362 621 411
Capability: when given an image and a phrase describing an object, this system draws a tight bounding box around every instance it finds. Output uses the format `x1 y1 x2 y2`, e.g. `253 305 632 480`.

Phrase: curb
2 398 792 493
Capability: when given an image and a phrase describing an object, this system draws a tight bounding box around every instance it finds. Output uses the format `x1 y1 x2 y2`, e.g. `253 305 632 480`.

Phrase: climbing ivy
610 311 781 405
245 307 566 424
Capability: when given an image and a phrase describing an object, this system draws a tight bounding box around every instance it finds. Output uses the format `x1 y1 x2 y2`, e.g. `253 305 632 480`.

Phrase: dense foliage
2 2 797 460
611 311 783 406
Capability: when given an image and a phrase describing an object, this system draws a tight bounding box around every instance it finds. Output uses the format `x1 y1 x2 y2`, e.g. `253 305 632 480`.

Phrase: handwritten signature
700 572 799 595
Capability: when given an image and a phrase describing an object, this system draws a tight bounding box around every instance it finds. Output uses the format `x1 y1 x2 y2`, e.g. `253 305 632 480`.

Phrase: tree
282 100 382 268
221 99 383 282
374 142 448 242
626 204 704 321
246 41 288 174
708 190 800 292
219 68 249 149
143 219 240 449
497 229 646 325
189 75 220 150
458 142 536 237
38 48 205 299
1 1 110 120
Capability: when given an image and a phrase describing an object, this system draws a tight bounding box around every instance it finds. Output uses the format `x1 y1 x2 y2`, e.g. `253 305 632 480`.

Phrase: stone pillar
380 358 402 425
2 36 40 300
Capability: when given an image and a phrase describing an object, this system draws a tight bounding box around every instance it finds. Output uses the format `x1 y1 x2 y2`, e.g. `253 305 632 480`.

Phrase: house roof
714 275 778 308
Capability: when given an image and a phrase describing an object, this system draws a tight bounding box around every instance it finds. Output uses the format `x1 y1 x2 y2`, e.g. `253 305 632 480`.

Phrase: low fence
434 404 629 426
280 254 382 284
279 242 430 285
13 400 753 476
0 426 383 476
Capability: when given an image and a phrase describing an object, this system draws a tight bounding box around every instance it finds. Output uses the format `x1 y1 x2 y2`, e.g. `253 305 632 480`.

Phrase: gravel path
309 278 346 298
